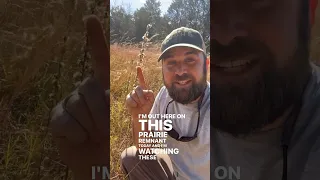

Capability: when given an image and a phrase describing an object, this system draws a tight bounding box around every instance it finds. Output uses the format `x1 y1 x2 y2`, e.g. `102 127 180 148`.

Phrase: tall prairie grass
109 44 163 179
0 0 107 179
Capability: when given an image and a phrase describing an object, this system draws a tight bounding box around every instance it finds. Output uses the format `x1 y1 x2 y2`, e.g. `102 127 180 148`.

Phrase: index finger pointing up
84 15 109 90
137 66 147 90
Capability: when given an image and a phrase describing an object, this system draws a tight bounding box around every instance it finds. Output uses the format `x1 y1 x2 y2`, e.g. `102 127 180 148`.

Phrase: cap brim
157 43 204 61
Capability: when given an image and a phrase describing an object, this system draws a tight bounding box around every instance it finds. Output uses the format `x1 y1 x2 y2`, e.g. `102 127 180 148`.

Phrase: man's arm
133 89 162 150
125 67 155 149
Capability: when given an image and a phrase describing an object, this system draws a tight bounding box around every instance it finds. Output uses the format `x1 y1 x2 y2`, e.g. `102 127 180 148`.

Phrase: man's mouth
215 59 253 68
175 80 192 86
212 55 260 75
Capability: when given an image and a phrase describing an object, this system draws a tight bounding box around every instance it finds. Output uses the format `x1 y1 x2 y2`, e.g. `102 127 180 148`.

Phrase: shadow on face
210 0 312 136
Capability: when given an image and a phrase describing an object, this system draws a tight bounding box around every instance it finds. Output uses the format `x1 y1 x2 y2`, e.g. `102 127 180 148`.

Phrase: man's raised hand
126 66 155 116
49 15 110 180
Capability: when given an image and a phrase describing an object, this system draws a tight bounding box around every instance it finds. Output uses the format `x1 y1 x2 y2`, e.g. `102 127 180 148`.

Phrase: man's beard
164 68 207 104
211 21 311 137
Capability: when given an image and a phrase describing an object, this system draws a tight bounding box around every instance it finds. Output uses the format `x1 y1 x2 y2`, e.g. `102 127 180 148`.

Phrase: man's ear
206 56 210 70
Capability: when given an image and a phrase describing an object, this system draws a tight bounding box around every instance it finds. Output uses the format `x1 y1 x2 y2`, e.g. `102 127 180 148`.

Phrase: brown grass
0 0 107 179
109 44 163 179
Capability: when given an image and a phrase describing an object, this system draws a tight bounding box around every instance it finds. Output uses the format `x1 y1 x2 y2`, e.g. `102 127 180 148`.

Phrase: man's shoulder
305 63 320 107
156 85 169 97
154 86 170 104
297 63 320 140
302 63 320 171
157 86 168 94
311 62 320 80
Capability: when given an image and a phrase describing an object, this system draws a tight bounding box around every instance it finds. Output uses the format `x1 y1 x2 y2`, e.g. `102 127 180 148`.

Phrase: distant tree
144 0 161 22
165 0 210 52
110 6 135 43
156 15 172 41
133 0 161 43
110 0 210 50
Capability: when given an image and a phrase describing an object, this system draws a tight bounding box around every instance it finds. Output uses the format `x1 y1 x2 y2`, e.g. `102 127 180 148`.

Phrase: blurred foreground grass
0 0 107 179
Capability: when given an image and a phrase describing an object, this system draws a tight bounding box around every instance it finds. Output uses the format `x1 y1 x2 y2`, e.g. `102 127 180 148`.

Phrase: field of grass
109 44 164 179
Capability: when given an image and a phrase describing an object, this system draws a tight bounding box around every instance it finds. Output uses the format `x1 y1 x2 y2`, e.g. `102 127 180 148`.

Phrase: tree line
110 0 210 52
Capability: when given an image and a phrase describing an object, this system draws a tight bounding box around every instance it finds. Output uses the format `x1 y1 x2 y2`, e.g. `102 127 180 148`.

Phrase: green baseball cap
158 27 206 61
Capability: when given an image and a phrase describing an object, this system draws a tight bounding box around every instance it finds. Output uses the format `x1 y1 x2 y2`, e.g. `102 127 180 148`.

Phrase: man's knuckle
131 91 137 97
136 86 143 91
50 105 65 122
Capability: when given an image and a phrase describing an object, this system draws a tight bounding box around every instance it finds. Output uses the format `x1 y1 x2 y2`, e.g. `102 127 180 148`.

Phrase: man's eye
185 58 195 63
167 61 176 65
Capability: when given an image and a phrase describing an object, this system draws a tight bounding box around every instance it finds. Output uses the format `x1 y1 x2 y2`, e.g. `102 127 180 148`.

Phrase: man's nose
175 63 188 76
211 7 249 45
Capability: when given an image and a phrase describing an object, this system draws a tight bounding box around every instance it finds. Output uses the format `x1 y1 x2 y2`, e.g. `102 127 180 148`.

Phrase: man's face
162 47 208 104
211 0 311 136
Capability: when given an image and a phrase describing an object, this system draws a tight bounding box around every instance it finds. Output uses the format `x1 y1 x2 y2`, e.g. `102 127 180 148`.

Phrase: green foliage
166 0 210 52
110 0 210 50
